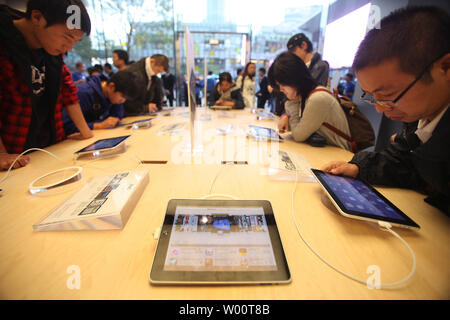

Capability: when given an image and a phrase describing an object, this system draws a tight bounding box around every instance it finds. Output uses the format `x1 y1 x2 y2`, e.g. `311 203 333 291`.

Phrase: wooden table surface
0 107 448 299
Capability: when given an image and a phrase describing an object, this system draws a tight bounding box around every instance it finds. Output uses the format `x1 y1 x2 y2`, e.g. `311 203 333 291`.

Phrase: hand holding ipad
311 169 420 230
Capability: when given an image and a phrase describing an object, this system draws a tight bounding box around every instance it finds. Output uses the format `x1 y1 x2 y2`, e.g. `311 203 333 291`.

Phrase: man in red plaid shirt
0 0 94 170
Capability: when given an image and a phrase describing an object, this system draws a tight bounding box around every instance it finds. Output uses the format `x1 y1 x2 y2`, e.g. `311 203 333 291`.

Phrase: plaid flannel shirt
0 42 79 154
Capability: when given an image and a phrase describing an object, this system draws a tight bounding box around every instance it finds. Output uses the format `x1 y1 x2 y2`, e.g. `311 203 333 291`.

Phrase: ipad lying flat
75 135 131 155
311 169 420 230
210 105 232 110
255 110 276 120
247 125 283 142
150 199 291 285
118 118 152 128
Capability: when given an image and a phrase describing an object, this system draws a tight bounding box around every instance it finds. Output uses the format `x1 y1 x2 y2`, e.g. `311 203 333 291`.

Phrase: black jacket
309 53 329 87
123 58 163 116
256 76 270 99
350 107 450 214
209 84 245 109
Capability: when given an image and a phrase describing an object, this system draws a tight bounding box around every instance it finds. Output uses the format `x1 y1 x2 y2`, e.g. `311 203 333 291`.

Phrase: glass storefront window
63 0 331 104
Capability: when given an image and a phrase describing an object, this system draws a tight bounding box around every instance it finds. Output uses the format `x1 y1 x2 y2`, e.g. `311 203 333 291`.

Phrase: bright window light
323 3 371 69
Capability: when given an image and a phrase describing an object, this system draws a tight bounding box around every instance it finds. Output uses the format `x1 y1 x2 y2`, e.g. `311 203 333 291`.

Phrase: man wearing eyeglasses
323 6 450 214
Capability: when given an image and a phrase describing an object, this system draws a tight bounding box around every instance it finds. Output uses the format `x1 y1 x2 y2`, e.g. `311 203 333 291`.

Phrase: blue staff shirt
62 75 124 135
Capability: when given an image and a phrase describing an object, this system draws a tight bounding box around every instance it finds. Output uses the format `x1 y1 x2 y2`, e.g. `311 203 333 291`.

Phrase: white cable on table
0 148 65 185
1 147 143 192
291 169 416 289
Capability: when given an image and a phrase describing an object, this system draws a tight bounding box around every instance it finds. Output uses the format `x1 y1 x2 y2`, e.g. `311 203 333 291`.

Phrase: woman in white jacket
236 62 256 109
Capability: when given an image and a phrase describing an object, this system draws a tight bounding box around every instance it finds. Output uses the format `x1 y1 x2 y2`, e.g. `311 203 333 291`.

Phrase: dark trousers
167 93 174 106
257 96 269 109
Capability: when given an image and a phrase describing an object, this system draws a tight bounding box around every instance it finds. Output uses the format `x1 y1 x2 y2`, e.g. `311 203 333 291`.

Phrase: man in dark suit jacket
162 70 176 107
256 68 270 109
123 54 169 116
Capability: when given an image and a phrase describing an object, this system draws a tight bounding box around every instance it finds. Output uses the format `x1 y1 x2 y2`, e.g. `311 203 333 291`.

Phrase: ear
438 53 450 81
301 41 308 50
30 10 47 28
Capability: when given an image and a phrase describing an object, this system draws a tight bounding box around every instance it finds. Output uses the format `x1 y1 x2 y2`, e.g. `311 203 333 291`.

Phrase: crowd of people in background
0 1 448 213
66 27 359 122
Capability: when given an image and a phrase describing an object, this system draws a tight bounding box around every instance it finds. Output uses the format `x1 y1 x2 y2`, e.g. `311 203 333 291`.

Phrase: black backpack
306 88 376 153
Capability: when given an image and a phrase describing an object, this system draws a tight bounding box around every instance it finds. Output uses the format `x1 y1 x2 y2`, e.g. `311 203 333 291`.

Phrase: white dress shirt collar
415 105 448 143
145 57 155 89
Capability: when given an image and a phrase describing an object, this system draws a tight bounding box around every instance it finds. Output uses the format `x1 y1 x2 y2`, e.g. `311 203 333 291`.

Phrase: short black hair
26 0 91 36
259 67 266 74
104 63 112 69
108 70 139 101
87 66 99 76
151 54 169 72
345 73 354 80
268 51 317 101
113 49 129 65
218 72 233 84
94 64 103 72
353 6 450 81
287 33 313 53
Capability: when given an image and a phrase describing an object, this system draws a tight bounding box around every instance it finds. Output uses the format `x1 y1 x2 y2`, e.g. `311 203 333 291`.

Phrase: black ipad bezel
150 199 291 284
74 135 131 154
248 125 283 142
311 169 420 229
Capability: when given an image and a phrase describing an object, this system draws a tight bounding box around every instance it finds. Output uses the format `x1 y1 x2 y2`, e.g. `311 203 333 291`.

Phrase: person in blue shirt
201 71 216 101
72 61 87 85
343 73 355 100
63 70 139 134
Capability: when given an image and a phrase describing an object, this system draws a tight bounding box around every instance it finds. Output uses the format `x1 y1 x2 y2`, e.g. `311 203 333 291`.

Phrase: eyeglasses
361 53 446 109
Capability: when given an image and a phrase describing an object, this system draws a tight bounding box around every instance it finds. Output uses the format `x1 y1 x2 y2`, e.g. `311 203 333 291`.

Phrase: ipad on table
118 118 152 128
247 125 283 142
210 105 233 110
74 135 131 156
311 169 420 230
150 199 291 285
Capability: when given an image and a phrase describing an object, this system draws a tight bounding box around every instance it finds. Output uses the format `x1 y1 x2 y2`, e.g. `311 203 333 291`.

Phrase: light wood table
0 108 448 299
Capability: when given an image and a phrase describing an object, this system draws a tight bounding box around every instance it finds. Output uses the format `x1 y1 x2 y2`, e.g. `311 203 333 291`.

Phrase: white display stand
33 169 149 231
184 26 204 155
200 57 211 121
265 150 315 182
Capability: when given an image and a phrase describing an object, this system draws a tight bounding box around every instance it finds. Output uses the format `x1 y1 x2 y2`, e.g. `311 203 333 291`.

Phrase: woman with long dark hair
268 51 352 151
236 62 256 109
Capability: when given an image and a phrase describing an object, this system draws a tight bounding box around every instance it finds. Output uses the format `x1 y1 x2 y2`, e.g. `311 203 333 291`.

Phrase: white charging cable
291 169 417 289
0 147 143 190
201 193 240 200
0 148 65 185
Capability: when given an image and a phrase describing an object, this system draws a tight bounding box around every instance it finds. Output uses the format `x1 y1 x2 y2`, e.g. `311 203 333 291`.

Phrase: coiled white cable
291 169 416 289
0 147 143 188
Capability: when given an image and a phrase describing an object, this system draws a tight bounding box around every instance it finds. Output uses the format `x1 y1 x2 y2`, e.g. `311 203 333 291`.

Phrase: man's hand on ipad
321 161 359 178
